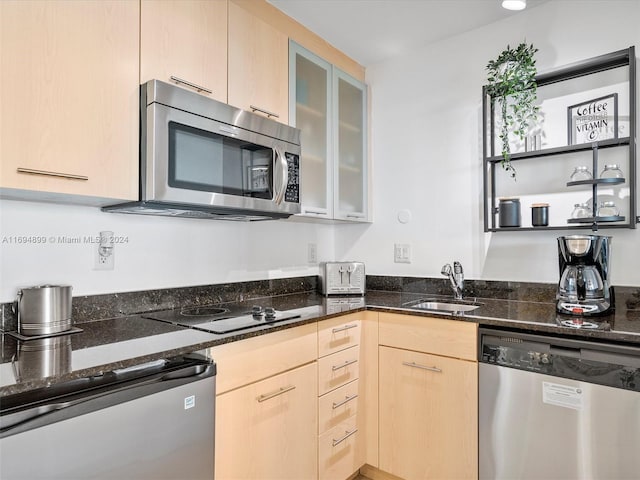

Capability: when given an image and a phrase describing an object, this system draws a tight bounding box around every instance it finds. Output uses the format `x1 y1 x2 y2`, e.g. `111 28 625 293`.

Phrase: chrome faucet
441 261 464 300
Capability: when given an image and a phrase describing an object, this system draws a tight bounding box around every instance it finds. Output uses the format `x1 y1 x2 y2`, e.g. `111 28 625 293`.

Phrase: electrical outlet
308 243 317 263
394 243 411 264
95 231 115 270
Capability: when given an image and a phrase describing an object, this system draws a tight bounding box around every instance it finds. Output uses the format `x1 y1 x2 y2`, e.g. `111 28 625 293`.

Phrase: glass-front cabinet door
289 42 332 218
334 69 367 221
289 40 369 222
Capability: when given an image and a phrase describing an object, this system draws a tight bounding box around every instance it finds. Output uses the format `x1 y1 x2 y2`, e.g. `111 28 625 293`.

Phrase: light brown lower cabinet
215 362 318 480
378 345 478 480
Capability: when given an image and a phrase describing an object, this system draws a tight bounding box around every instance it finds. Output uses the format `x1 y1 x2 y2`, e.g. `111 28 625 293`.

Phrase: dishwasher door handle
1 361 215 438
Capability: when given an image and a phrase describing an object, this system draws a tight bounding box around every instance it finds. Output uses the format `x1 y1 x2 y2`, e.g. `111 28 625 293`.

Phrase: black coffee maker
556 235 613 316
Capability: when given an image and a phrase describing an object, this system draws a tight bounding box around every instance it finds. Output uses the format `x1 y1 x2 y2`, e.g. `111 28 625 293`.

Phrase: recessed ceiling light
502 0 527 10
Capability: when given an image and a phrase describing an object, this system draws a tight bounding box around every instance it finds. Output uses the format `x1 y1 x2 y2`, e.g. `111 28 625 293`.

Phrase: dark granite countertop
2 287 639 398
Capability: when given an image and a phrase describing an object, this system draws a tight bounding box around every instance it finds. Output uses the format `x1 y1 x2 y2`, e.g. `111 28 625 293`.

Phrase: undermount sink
403 299 482 313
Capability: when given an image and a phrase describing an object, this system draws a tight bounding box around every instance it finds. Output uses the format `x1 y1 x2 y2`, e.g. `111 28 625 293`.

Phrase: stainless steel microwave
103 80 301 220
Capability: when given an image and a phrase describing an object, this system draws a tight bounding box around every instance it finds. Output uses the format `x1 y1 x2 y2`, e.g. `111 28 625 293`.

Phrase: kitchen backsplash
2 275 638 333
1 276 317 332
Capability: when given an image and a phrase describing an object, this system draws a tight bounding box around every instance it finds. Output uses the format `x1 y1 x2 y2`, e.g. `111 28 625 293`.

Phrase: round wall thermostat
397 209 412 224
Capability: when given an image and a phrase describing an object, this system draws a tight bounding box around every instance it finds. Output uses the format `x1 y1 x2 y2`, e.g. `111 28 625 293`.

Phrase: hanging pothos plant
486 42 540 179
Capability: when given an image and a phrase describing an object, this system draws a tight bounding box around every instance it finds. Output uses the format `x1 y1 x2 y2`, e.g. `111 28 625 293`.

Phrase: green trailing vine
486 42 540 179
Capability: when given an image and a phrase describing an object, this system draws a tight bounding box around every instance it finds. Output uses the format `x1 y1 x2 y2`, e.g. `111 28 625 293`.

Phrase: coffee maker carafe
556 235 613 316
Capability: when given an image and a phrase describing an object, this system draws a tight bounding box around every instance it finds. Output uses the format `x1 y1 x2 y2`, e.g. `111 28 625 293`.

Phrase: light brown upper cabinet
228 1 289 123
0 0 139 201
140 0 228 103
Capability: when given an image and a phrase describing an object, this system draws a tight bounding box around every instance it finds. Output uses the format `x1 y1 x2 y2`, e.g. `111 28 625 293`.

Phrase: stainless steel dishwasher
479 327 640 480
0 354 216 480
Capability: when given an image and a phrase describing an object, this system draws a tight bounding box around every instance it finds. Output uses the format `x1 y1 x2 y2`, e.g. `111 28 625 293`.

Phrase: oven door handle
273 148 289 205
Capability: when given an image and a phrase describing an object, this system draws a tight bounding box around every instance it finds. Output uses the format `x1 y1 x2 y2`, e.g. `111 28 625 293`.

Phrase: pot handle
14 290 22 325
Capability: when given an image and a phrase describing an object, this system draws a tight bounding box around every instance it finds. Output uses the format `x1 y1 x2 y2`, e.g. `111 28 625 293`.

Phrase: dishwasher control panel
481 341 553 374
480 327 640 392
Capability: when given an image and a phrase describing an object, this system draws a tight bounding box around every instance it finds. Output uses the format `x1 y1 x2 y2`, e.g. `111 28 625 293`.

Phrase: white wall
0 199 334 301
2 1 639 303
341 0 640 286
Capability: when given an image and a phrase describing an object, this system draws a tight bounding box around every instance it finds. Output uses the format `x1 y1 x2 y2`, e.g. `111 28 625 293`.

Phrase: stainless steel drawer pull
169 75 212 95
17 168 88 181
256 385 296 402
332 428 358 447
332 359 357 371
332 394 358 409
332 323 358 333
250 105 280 119
402 361 442 373
303 209 326 215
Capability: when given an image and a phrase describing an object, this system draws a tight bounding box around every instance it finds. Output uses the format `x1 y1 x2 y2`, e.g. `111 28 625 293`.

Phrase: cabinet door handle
332 359 357 371
170 75 212 95
332 323 358 333
303 209 327 215
17 168 88 181
346 214 365 219
256 384 296 402
402 361 442 373
250 105 279 119
332 428 358 447
332 393 358 409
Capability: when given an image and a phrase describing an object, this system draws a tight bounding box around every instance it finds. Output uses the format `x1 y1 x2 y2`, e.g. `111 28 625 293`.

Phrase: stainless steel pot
17 285 72 336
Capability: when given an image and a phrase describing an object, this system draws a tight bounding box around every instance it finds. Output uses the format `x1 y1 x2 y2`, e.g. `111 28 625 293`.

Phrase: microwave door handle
274 148 289 205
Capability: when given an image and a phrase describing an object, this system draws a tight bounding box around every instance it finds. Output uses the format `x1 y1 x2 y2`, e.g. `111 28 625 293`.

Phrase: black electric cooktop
142 304 318 334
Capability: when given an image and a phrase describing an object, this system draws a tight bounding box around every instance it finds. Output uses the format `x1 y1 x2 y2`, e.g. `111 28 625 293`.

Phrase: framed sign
567 93 618 145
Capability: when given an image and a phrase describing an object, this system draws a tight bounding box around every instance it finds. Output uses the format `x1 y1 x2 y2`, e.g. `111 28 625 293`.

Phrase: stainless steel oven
104 80 301 220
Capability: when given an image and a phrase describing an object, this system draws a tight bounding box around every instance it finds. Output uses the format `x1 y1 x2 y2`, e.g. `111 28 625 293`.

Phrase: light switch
394 244 411 263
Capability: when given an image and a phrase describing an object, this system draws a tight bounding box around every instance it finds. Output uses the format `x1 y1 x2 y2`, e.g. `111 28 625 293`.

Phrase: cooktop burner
179 306 229 316
142 304 302 334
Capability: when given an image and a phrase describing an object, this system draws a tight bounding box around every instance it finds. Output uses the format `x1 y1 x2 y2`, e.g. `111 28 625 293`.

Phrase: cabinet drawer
318 379 359 435
379 313 477 361
318 315 361 357
209 323 317 394
318 345 360 396
318 415 361 480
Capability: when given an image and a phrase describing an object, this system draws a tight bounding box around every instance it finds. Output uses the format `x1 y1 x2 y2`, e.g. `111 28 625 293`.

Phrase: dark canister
498 197 521 227
531 203 549 227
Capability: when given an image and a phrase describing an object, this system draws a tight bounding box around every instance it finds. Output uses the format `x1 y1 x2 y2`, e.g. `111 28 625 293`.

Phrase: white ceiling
268 0 549 67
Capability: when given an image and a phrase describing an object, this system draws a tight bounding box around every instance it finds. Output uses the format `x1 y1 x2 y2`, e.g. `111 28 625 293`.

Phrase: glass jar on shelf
599 164 624 179
597 201 620 217
569 166 593 182
571 203 592 219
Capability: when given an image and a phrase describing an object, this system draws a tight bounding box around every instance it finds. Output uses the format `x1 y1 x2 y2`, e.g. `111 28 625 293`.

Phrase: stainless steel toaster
320 262 365 296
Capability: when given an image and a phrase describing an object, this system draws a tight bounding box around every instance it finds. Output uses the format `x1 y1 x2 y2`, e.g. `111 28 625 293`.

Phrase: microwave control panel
284 153 300 203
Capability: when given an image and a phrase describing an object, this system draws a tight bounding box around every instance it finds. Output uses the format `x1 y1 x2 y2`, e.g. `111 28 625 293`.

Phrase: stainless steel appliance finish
479 327 640 480
103 79 301 220
0 355 216 479
17 285 72 336
320 262 366 296
557 235 613 316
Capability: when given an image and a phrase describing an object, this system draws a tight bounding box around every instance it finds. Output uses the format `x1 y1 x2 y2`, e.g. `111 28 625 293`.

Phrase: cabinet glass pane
296 54 329 210
337 78 364 213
